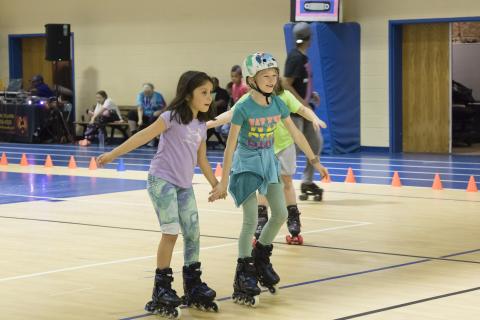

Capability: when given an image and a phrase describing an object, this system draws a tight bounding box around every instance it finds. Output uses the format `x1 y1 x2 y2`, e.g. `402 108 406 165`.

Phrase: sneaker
78 139 91 146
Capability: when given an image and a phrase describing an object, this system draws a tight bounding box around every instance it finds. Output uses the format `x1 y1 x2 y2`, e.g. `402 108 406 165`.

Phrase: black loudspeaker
45 24 71 61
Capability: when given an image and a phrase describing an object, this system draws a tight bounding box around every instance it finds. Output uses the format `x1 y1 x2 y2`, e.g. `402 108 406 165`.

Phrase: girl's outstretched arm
209 124 240 201
97 117 166 166
296 106 327 131
197 140 219 189
206 110 233 129
283 116 329 178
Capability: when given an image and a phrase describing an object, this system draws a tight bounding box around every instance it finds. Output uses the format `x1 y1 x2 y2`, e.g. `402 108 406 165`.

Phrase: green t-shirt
231 95 290 149
234 90 302 153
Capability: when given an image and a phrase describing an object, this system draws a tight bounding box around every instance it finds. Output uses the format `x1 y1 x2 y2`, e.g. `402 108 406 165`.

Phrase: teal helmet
242 52 279 79
242 52 279 103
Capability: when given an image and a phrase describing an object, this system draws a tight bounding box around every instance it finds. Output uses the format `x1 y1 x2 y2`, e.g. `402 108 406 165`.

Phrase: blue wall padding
283 22 361 154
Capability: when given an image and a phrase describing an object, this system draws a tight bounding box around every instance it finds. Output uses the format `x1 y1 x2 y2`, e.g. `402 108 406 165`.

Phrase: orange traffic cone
322 173 331 183
68 156 77 169
214 162 222 177
20 153 29 166
0 152 8 165
391 171 402 187
345 167 356 183
432 174 443 190
466 176 478 193
44 155 53 168
88 157 97 170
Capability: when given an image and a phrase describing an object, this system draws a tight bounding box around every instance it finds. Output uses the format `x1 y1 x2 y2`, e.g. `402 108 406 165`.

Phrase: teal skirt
228 144 281 207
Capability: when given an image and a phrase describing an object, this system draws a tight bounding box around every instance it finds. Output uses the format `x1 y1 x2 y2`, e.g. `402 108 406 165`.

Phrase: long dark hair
166 71 216 124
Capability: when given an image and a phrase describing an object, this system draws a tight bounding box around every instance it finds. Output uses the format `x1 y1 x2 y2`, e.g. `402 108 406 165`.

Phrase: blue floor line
118 248 480 320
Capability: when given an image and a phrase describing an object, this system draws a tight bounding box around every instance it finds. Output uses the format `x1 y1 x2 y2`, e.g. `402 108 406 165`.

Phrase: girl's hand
96 152 115 167
208 180 228 202
312 119 327 132
313 163 329 180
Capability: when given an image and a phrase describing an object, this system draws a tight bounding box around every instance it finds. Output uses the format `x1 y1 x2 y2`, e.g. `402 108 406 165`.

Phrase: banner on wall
291 0 340 22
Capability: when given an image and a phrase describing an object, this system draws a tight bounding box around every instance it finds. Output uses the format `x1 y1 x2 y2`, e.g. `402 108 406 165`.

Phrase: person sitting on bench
79 90 121 146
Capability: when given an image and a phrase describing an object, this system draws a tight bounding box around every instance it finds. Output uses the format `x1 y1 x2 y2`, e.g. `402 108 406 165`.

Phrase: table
0 103 45 143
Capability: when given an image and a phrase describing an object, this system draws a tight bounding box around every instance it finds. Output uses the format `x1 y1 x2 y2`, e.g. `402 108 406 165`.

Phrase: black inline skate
145 267 182 319
232 257 261 307
299 182 323 201
286 205 303 245
252 205 269 245
181 262 218 312
251 242 280 294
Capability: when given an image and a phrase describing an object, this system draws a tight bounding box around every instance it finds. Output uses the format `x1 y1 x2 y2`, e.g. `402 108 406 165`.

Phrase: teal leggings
238 183 288 258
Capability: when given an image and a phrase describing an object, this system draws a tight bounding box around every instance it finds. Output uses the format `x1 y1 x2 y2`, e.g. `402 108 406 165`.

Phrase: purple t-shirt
149 111 207 188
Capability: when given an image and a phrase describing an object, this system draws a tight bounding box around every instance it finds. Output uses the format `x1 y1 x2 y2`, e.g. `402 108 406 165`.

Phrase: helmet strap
248 78 272 104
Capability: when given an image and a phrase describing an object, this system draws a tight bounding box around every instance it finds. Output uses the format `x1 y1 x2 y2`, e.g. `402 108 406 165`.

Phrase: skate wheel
211 302 219 312
297 235 304 245
250 295 259 307
314 195 322 201
268 286 277 294
172 307 181 319
299 194 308 201
286 235 292 244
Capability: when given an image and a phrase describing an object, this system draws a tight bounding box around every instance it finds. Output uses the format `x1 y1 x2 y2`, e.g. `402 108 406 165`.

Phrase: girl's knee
183 227 200 243
271 207 288 223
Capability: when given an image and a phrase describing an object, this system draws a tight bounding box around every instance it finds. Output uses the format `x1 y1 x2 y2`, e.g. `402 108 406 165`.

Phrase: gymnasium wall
343 0 480 147
0 0 290 119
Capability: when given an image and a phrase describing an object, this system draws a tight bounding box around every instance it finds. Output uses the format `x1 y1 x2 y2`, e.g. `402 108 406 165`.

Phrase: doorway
389 17 480 154
451 22 480 155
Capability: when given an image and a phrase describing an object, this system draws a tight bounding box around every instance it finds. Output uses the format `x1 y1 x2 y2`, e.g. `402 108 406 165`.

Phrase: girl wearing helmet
207 77 327 246
209 52 328 306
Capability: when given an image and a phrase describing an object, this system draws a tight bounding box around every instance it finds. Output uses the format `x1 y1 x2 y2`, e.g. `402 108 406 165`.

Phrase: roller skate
286 205 303 245
252 242 280 294
181 262 218 312
145 267 182 319
299 182 323 201
252 205 268 246
232 257 261 307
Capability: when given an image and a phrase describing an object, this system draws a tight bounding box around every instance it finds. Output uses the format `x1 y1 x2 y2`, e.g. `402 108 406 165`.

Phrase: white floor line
0 222 371 283
1 142 480 163
0 193 371 225
0 242 235 283
198 208 371 225
3 155 479 178
297 222 371 236
3 143 480 166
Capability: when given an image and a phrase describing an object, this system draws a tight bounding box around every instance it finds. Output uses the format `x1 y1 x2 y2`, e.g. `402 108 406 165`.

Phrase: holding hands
209 180 228 202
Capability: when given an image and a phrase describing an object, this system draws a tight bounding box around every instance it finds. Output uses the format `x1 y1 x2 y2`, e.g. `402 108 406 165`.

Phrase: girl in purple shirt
97 71 224 318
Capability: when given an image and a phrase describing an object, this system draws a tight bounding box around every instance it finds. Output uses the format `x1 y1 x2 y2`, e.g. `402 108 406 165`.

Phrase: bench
75 105 135 143
74 121 130 144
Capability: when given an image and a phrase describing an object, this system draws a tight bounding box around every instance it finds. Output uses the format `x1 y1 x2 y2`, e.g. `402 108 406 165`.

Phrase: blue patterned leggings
147 174 200 265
